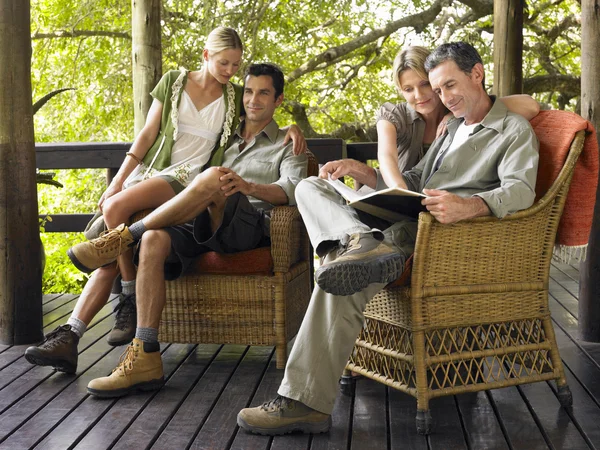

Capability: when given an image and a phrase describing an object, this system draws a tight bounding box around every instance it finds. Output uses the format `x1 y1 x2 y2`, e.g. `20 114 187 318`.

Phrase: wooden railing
36 139 378 232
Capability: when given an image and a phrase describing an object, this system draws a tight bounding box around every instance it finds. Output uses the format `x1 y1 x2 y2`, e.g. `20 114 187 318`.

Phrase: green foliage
38 169 105 293
31 0 583 292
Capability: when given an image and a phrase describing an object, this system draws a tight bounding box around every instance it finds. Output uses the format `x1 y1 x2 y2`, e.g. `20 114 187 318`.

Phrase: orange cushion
387 253 413 288
186 246 274 275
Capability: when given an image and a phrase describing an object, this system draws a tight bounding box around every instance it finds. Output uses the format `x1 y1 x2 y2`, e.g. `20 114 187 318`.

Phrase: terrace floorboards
0 262 599 450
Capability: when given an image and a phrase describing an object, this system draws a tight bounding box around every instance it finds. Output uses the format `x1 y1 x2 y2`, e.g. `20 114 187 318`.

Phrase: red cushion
186 246 274 275
387 253 413 288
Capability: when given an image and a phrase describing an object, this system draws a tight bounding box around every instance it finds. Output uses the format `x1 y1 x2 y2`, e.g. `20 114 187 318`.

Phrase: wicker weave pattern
158 151 318 369
347 127 586 428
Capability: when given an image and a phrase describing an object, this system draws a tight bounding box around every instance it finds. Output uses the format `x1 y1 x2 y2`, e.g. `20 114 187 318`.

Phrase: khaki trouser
278 177 417 414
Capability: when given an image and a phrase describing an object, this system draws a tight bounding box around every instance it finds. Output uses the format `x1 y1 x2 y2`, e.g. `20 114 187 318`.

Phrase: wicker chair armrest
411 205 558 289
270 205 308 272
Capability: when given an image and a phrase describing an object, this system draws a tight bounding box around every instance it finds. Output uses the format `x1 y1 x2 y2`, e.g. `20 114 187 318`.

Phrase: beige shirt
402 98 539 219
222 119 308 211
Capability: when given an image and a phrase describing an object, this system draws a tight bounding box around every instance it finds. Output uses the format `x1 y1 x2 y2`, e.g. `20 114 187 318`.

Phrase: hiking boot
67 223 135 273
106 293 137 346
87 338 163 398
315 232 404 296
24 324 79 374
237 396 331 435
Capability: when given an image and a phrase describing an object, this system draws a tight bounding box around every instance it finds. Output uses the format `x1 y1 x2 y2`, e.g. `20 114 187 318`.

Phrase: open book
326 177 428 222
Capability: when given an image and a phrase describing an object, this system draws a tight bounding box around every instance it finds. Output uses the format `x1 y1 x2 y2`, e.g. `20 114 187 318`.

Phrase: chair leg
340 369 355 396
557 384 573 408
416 409 433 435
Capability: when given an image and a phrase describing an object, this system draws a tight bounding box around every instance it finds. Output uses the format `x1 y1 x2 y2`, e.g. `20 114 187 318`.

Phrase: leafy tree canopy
30 0 582 292
31 0 582 144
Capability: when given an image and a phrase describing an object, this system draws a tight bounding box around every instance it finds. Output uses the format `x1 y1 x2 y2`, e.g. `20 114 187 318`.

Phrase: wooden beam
132 0 162 135
578 0 600 342
0 0 43 344
493 0 524 96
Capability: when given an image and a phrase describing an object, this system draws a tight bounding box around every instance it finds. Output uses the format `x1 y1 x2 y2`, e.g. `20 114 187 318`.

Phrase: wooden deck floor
1 262 600 449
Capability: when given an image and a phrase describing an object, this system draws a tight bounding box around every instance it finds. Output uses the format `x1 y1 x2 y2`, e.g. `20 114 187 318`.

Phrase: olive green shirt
402 98 539 219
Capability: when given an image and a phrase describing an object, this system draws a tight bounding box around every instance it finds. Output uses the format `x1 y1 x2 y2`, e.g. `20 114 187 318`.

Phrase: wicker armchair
158 151 318 369
345 111 590 434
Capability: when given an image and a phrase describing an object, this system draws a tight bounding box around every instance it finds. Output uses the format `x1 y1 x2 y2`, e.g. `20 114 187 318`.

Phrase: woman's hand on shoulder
436 112 454 139
283 124 308 155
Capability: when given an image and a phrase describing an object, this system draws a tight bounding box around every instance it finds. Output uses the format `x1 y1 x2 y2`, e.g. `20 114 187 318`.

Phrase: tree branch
523 74 580 97
287 0 446 83
32 30 131 40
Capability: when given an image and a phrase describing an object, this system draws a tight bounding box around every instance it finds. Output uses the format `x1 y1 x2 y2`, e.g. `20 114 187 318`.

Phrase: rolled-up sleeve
273 143 308 206
475 128 539 218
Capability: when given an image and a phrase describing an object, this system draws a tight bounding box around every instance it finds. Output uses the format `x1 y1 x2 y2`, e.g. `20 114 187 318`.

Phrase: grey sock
121 279 136 296
135 327 158 344
128 220 147 241
67 317 87 338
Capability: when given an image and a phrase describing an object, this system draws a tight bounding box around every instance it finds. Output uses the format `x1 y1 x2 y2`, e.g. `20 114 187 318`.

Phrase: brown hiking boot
87 338 163 398
67 223 135 273
315 232 404 296
237 396 331 435
106 293 137 346
24 324 79 374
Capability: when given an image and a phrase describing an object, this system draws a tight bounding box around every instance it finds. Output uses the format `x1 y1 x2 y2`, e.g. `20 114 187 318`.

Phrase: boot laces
41 326 71 350
337 234 362 257
113 343 138 375
260 395 293 413
113 294 135 331
92 227 128 255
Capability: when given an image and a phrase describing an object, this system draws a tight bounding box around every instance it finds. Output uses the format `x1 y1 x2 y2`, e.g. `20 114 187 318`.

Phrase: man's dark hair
244 63 285 99
424 42 485 85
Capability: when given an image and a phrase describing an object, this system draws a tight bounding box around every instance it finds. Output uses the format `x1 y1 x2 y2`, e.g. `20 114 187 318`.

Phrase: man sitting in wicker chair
236 42 541 436
25 63 308 398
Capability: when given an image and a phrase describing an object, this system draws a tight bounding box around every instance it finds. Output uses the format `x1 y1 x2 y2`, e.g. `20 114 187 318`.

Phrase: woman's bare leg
101 177 177 281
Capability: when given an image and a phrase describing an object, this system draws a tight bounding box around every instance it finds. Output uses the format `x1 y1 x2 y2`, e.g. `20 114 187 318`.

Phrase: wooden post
579 0 600 342
132 0 162 134
493 0 524 96
0 0 43 344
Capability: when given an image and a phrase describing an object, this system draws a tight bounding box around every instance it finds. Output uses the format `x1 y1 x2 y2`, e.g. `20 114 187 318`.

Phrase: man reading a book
237 42 539 435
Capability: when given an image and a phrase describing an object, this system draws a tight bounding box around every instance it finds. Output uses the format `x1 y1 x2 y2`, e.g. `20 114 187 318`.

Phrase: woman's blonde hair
392 46 430 94
205 27 243 56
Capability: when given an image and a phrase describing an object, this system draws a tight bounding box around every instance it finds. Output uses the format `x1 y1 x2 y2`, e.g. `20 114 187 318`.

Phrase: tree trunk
0 0 43 344
579 0 600 342
132 0 162 135
492 0 524 96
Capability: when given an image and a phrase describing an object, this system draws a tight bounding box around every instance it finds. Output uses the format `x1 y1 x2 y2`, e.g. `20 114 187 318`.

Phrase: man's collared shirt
402 98 539 219
222 119 308 211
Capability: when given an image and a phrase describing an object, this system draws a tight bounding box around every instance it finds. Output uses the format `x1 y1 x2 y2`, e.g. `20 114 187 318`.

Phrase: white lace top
157 90 225 186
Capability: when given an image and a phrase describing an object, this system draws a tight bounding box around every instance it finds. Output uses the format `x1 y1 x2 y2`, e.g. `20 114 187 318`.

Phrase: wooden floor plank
42 293 66 305
456 391 510 450
387 387 428 450
0 299 117 393
552 365 600 448
35 343 196 450
149 344 249 450
350 378 387 450
187 346 273 450
310 383 354 450
76 343 221 450
488 386 550 449
230 351 279 450
42 294 79 315
0 315 118 446
518 381 589 450
426 395 468 450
